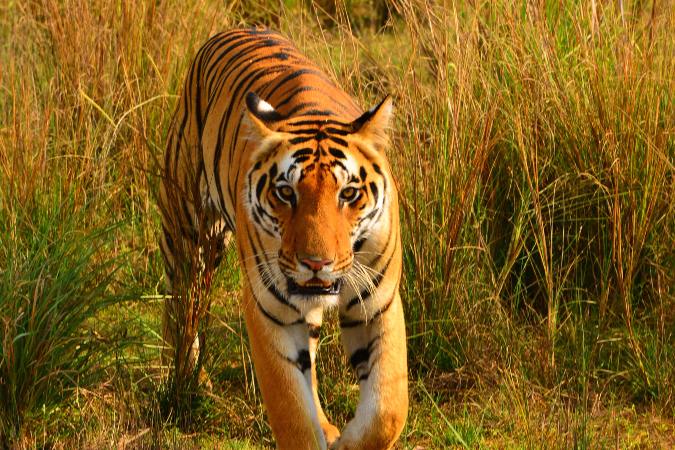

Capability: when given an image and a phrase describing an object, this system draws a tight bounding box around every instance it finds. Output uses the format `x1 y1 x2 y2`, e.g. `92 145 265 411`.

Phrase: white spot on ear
258 99 275 112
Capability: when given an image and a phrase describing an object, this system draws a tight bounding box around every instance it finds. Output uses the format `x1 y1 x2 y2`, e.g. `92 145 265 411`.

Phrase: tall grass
391 0 674 400
0 182 128 444
0 0 673 447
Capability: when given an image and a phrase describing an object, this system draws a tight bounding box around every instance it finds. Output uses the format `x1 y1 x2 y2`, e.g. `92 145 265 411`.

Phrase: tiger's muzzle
278 252 348 297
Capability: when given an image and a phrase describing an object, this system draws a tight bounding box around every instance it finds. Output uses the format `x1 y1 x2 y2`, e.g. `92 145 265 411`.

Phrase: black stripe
208 38 291 132
293 148 313 157
349 336 380 369
262 68 325 97
358 353 382 381
285 119 350 128
289 128 324 135
358 206 380 225
325 127 350 136
172 70 192 175
194 46 208 136
327 135 348 146
353 238 366 252
340 318 363 328
282 102 321 118
354 144 375 165
164 131 174 175
253 204 278 236
256 174 267 198
269 51 290 61
350 347 370 368
229 164 242 227
297 109 336 117
330 159 348 172
281 349 312 373
340 296 394 328
296 350 311 372
308 324 321 339
196 32 240 116
257 302 287 326
329 148 346 159
179 198 196 240
275 86 316 110
225 114 245 213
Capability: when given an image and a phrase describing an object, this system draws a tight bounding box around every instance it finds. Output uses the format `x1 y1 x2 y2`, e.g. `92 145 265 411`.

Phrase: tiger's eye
340 187 358 202
276 185 295 203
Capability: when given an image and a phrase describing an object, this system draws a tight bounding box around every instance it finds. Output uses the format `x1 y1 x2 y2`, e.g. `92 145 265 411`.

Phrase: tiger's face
243 93 392 303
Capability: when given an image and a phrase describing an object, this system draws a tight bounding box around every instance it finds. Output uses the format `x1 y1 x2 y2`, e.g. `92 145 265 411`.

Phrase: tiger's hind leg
159 176 231 387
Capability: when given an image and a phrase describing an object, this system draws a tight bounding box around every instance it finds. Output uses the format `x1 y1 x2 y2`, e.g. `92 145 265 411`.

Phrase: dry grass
1 0 673 448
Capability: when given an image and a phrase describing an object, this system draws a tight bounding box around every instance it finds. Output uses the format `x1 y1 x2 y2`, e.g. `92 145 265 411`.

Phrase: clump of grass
0 183 127 445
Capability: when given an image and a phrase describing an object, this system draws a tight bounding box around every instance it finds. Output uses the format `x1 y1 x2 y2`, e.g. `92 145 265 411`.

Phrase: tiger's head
243 92 394 305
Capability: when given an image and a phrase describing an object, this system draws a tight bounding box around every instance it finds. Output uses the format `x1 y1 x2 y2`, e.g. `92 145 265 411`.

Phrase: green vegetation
0 184 128 444
1 0 673 448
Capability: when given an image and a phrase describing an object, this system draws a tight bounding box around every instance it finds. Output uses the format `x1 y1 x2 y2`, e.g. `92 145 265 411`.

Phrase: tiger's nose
298 254 333 272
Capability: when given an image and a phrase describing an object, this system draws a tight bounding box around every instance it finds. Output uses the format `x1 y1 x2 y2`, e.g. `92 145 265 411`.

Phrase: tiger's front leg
334 290 408 450
241 284 331 450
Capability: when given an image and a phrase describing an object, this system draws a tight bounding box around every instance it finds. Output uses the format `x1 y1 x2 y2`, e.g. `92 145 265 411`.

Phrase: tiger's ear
244 92 291 160
350 95 393 151
244 92 285 137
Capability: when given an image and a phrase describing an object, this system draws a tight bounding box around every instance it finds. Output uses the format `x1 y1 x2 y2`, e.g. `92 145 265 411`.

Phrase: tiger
158 27 407 450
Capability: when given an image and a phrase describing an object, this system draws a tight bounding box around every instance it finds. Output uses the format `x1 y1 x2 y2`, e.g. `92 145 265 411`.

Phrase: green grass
0 182 130 444
1 0 673 448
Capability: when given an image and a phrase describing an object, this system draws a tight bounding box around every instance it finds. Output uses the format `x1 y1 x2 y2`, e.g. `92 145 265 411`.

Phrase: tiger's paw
321 422 340 447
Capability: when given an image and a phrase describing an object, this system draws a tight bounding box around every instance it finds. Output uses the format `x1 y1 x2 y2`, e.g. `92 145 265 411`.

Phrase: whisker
355 261 383 278
353 250 382 257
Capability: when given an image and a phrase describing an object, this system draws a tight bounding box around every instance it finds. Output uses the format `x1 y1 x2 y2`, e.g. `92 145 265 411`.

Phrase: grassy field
1 0 674 448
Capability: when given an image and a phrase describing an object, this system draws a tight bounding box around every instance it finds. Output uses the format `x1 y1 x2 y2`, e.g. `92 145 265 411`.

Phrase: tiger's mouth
287 277 343 296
